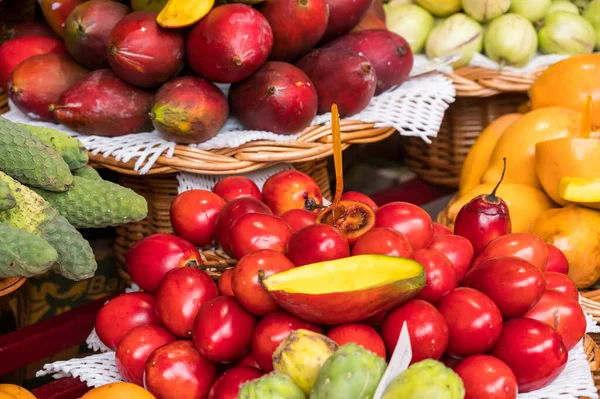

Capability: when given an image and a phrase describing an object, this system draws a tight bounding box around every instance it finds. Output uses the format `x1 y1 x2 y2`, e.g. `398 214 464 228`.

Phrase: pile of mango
0 117 148 281
439 53 600 289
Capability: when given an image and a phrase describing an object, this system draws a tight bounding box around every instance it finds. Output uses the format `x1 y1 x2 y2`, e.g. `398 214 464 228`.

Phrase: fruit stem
331 104 343 220
580 95 593 139
486 157 506 202
258 269 267 291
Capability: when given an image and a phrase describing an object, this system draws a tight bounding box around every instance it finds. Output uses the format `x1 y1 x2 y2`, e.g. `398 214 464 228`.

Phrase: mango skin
63 0 130 70
150 76 229 144
52 69 153 137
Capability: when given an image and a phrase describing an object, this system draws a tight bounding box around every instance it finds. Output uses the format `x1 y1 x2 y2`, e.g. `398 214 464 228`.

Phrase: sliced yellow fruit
157 0 214 28
535 137 600 205
262 255 425 325
559 177 600 210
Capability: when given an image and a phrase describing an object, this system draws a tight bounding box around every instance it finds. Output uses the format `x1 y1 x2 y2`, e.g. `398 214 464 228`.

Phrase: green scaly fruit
18 123 88 170
0 117 72 192
0 223 57 278
0 179 16 211
32 176 148 229
0 172 97 281
72 165 102 181
310 343 387 399
239 372 306 399
382 359 465 399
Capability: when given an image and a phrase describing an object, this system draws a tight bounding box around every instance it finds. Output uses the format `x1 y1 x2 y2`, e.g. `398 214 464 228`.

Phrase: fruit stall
2 0 600 398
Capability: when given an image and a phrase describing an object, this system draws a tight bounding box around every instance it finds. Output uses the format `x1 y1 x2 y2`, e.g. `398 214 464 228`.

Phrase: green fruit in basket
130 0 168 12
0 222 57 278
0 117 73 192
17 123 88 170
510 0 552 22
382 359 465 399
238 372 306 399
72 165 102 181
484 14 538 67
583 0 600 48
539 11 596 54
0 179 16 212
415 0 461 17
384 4 434 53
31 176 148 229
0 171 97 281
547 0 581 15
310 343 387 399
461 0 510 22
425 13 484 68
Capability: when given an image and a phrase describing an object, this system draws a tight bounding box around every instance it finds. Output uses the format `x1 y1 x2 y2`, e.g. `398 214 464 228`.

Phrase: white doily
1 62 456 175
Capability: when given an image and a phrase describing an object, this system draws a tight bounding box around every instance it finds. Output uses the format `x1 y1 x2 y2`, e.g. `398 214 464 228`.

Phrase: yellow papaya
458 113 521 197
481 107 581 189
530 54 600 127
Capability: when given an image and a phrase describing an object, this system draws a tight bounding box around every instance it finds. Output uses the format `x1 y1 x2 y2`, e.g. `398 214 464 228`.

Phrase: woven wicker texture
449 66 546 97
0 0 36 296
403 93 529 187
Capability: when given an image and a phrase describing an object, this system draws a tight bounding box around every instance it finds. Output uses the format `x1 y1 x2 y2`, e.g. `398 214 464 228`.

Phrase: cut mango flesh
559 177 600 203
263 255 424 294
156 0 214 28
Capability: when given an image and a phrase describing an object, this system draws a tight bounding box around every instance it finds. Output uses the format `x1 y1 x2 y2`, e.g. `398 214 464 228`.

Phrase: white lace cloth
38 289 600 398
0 56 456 175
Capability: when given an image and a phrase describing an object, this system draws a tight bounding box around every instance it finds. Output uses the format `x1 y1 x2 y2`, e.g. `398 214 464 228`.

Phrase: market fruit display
90 122 588 397
386 0 600 67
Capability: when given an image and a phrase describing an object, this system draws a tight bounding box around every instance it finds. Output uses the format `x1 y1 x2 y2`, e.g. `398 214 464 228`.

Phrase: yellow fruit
481 107 582 189
273 329 338 395
458 113 522 197
531 205 600 288
445 182 556 233
535 137 600 204
559 177 600 210
80 382 156 399
0 384 36 399
156 0 214 28
530 54 600 127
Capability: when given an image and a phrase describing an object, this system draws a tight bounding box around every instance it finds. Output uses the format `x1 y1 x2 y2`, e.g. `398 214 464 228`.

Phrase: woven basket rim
89 120 395 175
448 65 550 98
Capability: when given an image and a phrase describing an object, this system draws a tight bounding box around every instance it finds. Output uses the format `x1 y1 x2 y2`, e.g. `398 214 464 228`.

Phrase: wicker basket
0 0 37 297
402 63 557 188
403 93 529 187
